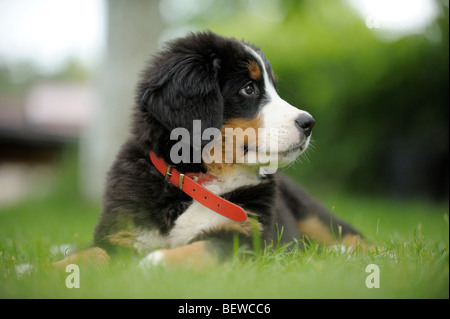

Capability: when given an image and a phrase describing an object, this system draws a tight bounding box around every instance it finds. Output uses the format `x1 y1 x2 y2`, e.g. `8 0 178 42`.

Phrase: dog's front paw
138 250 166 269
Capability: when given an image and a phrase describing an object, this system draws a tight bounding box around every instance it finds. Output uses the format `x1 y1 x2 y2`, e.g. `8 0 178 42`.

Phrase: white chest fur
133 167 261 254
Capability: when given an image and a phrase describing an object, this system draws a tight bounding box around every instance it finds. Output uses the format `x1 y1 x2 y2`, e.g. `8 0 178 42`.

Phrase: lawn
0 163 448 299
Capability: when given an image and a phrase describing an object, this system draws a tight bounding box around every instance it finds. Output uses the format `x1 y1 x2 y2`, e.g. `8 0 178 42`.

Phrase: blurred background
0 0 448 209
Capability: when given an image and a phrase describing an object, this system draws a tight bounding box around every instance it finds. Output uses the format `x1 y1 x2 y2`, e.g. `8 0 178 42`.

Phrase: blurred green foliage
195 0 449 200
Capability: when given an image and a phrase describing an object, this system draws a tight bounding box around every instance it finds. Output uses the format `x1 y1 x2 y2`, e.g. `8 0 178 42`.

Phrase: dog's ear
138 40 223 150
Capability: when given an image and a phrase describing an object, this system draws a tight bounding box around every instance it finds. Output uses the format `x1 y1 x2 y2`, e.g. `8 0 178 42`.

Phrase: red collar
149 151 247 222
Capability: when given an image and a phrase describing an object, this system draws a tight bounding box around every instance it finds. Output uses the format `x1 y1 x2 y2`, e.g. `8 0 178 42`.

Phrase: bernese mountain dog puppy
55 31 363 268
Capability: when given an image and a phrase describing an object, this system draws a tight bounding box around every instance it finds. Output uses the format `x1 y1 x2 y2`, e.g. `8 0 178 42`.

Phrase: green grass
0 161 448 299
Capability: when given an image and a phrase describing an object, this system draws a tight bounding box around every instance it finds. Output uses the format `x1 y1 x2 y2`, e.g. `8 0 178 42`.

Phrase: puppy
55 31 362 268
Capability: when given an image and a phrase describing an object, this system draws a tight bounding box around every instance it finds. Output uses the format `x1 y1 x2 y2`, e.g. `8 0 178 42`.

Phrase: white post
81 0 163 199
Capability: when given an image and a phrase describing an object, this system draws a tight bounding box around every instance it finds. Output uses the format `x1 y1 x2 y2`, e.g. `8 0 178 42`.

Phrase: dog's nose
295 114 315 137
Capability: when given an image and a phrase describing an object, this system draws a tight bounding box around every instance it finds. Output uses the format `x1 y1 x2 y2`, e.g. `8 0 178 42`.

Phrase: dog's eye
240 82 260 97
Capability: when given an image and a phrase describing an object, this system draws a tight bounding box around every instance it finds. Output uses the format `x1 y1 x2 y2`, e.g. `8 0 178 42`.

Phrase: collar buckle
164 164 173 181
165 164 185 189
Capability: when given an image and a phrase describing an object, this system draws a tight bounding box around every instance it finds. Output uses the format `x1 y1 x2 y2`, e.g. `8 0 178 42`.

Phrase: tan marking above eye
248 61 261 80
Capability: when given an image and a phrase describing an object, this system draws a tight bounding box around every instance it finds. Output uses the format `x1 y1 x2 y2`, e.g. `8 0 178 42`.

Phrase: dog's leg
52 247 110 268
277 174 364 246
296 216 364 245
139 216 262 268
139 240 216 268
